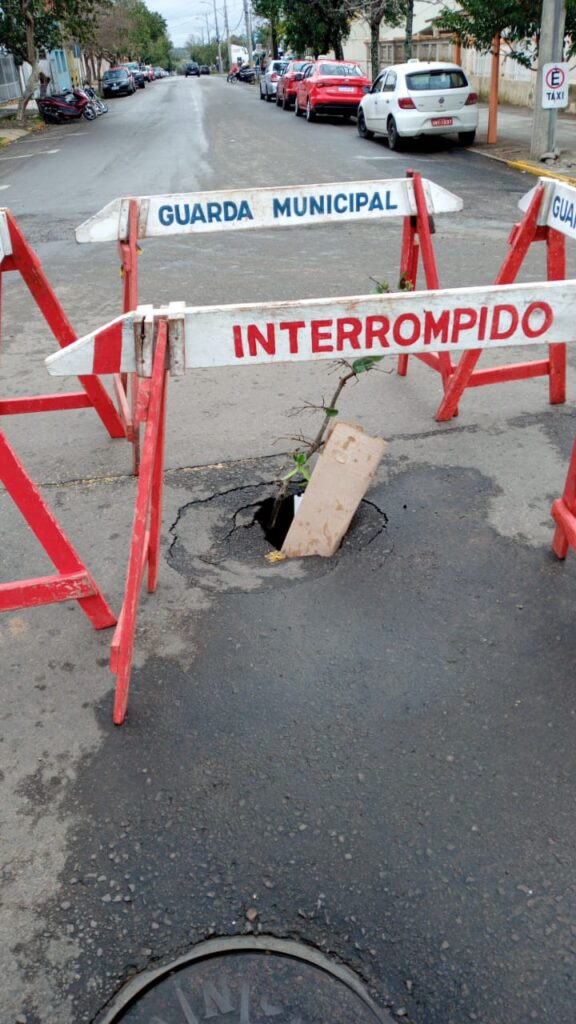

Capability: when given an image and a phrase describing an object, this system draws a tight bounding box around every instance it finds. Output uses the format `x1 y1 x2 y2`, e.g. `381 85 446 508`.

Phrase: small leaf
325 407 339 417
301 465 312 482
294 452 308 465
281 467 299 481
352 356 384 374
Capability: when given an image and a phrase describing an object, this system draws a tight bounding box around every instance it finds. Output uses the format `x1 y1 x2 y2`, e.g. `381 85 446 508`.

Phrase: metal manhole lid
99 936 392 1023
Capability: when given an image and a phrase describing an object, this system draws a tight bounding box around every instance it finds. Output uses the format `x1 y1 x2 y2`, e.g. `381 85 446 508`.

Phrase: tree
347 1 405 78
88 0 171 77
282 0 352 58
253 0 284 58
438 0 576 67
0 0 108 122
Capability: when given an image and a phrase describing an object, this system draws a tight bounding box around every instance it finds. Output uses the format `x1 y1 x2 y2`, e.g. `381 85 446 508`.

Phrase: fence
0 53 20 103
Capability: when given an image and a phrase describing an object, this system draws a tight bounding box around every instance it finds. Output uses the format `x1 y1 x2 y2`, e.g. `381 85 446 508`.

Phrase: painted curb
505 158 576 187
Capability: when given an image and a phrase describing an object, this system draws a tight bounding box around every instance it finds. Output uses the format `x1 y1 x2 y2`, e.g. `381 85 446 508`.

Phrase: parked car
294 60 371 121
141 64 155 81
200 65 211 75
259 59 288 101
101 68 136 97
357 61 478 149
154 67 168 78
121 62 146 88
276 60 313 109
185 61 200 77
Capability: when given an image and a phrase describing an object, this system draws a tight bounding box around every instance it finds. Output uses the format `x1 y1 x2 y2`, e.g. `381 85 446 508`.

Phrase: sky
152 0 251 48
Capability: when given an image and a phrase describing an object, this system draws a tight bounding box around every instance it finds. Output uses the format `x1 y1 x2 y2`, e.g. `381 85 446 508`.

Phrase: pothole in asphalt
99 936 390 1023
168 483 388 593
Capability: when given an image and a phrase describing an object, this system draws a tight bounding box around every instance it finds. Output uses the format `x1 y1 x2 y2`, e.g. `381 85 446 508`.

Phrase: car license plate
111 84 119 90
432 117 453 126
338 86 354 92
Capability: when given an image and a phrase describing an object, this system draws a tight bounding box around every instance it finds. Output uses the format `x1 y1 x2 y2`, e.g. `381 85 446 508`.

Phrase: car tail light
398 97 416 109
465 91 478 105
271 73 278 81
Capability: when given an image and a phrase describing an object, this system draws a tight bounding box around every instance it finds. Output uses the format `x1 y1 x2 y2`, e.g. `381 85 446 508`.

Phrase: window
383 71 397 92
406 69 468 91
371 72 387 94
318 63 363 78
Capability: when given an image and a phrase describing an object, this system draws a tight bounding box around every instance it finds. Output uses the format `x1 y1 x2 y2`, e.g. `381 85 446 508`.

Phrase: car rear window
104 70 128 80
406 69 468 90
319 63 363 77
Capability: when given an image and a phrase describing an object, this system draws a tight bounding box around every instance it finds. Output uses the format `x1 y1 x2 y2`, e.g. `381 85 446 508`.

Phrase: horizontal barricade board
46 278 576 377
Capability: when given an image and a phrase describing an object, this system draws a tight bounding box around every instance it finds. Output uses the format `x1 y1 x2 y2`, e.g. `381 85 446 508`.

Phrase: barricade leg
0 431 116 627
435 185 546 422
116 198 142 473
396 170 453 387
547 228 567 406
2 212 125 438
110 320 168 724
551 439 576 559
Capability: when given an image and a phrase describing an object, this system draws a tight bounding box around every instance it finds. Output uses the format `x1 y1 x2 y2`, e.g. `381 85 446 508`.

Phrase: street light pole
212 0 223 72
242 0 253 62
530 0 566 160
222 0 231 69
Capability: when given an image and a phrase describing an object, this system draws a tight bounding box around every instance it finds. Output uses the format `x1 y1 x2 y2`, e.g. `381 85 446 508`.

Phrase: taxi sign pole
434 182 567 421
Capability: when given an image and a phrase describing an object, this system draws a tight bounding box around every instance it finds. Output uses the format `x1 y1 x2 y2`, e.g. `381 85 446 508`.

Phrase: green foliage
253 0 285 57
94 0 171 66
0 0 108 64
282 451 312 484
352 356 384 374
282 0 351 59
438 1 576 66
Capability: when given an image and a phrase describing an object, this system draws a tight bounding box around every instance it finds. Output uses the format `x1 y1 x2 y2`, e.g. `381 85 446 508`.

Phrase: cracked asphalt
2 76 576 1024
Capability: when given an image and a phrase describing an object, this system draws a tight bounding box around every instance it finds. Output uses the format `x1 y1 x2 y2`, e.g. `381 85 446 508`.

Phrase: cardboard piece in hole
282 422 387 558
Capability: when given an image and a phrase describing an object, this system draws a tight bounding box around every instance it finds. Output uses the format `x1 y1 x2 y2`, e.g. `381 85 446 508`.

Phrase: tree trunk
404 0 414 60
17 2 39 126
333 35 344 59
370 20 380 80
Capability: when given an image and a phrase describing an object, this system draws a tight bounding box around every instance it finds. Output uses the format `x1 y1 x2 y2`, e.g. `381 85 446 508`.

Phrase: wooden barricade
0 209 118 630
75 174 463 470
46 277 576 722
398 177 569 420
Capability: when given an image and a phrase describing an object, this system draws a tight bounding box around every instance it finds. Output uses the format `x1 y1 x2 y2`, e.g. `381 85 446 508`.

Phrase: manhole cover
100 937 390 1023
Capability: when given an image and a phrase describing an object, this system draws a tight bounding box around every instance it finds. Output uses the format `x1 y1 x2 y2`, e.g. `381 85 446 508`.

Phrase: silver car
259 60 288 101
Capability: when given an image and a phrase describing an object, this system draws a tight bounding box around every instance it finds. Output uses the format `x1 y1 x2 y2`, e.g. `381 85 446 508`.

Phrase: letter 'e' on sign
542 62 569 109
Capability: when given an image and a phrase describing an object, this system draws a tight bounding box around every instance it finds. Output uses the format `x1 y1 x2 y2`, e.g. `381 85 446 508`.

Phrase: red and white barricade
75 173 463 469
400 176 572 420
46 277 575 723
0 209 118 628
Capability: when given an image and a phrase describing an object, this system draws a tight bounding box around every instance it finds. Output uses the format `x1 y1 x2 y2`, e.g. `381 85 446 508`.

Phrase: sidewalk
473 101 576 183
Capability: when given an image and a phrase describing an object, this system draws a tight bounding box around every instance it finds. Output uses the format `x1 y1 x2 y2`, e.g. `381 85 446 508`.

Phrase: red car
276 60 314 110
294 60 371 122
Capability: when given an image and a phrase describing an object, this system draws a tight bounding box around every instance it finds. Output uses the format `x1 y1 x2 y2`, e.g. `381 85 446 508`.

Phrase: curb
470 145 576 186
505 159 576 187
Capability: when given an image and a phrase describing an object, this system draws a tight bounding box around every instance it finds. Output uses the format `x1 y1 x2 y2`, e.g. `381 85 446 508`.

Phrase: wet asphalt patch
14 460 576 1024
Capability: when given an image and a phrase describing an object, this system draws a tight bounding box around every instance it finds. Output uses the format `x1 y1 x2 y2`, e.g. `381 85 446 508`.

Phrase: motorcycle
37 87 93 125
82 84 108 116
238 65 257 84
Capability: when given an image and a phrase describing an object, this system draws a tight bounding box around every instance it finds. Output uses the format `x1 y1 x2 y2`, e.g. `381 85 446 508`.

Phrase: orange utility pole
487 33 500 144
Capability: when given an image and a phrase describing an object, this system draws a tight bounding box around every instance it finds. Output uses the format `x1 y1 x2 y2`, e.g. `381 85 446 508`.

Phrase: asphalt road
2 76 576 1024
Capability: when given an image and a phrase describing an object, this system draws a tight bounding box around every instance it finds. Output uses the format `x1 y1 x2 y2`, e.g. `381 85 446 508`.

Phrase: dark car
102 68 135 97
200 65 211 75
121 62 146 88
185 62 200 77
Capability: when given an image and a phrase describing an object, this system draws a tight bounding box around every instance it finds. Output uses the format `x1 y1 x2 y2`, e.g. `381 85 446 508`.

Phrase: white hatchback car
357 61 478 149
